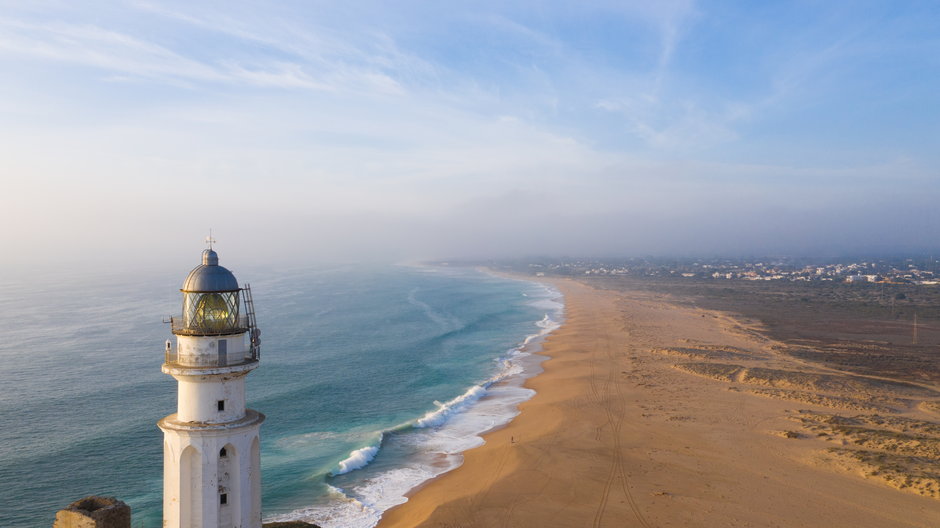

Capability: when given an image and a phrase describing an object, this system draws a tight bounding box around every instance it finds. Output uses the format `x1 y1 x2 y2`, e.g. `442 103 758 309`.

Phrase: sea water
0 264 562 528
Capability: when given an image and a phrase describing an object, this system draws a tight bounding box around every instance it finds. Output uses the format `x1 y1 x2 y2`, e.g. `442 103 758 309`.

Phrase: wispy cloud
646 0 697 92
589 2 903 153
0 1 936 267
0 18 224 83
594 95 740 151
130 2 435 95
0 5 423 95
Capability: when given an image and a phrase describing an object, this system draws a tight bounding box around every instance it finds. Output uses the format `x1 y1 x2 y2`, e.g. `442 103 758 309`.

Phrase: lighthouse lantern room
159 245 264 528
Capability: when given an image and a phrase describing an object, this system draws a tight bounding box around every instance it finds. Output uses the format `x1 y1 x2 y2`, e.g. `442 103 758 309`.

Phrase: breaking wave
332 439 382 476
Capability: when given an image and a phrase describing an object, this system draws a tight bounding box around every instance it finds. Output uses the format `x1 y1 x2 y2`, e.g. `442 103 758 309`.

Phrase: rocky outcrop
53 496 130 528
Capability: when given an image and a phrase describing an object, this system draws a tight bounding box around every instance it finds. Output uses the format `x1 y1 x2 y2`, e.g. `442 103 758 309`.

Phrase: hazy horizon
2 1 938 273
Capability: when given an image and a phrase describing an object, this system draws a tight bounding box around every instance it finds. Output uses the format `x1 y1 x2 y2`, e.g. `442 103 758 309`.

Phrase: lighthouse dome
181 249 239 292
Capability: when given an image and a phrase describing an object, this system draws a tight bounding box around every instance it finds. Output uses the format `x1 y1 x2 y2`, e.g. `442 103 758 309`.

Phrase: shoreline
378 278 940 527
382 270 564 508
265 268 564 528
376 277 597 527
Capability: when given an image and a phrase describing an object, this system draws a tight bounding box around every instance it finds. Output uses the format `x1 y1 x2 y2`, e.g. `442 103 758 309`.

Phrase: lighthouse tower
159 246 264 528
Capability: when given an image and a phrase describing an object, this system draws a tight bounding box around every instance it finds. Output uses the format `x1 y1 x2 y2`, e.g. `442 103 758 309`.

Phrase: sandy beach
379 278 940 528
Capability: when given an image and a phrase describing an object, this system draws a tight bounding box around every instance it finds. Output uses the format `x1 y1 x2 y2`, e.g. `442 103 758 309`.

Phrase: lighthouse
159 245 264 528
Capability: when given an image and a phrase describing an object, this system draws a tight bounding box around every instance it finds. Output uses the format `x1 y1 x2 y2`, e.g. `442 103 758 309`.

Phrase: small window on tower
220 493 228 505
218 400 225 412
219 447 227 457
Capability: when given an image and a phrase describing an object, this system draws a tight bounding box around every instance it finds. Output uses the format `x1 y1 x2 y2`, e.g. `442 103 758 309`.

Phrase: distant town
486 256 940 285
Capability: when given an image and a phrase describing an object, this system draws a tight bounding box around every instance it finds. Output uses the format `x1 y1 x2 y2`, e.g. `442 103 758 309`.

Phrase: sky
1 0 939 271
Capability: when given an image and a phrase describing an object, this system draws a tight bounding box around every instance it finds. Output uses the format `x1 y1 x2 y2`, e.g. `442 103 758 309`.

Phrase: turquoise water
0 264 561 527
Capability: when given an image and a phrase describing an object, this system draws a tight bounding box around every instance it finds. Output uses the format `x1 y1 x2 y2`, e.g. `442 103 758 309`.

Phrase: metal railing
163 348 257 368
243 284 261 361
169 315 249 336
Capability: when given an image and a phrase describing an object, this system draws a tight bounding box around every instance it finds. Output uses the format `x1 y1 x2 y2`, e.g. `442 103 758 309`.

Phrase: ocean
0 263 562 528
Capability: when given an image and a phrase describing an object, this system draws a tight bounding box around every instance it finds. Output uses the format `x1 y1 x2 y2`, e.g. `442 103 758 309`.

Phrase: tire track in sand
592 330 652 528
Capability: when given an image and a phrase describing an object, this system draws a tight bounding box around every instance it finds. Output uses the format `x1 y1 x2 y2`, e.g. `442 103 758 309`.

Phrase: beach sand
378 279 940 528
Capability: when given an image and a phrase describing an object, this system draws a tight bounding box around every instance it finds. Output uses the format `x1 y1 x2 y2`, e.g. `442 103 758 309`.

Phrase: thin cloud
131 1 434 95
0 9 417 94
649 0 697 92
0 1 936 270
0 18 224 82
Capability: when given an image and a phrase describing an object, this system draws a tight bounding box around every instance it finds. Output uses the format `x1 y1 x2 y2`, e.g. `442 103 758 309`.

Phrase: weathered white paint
175 334 249 368
160 329 264 528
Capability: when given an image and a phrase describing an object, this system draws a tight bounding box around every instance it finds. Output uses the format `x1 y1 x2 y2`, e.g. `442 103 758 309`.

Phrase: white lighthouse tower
159 245 264 528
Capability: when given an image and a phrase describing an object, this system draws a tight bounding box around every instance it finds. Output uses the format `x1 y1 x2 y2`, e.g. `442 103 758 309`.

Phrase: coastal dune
379 279 940 527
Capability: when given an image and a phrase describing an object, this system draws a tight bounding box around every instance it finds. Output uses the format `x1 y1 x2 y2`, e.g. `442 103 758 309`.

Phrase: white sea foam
265 485 382 528
518 314 561 347
414 385 487 428
332 438 382 475
529 297 564 312
351 466 438 512
275 430 351 451
267 466 447 528
406 287 462 330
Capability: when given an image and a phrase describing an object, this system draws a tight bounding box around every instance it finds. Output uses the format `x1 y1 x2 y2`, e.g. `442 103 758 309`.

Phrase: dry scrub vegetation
744 388 902 413
673 362 936 398
651 346 756 361
662 344 940 500
794 411 940 498
920 401 940 415
671 362 744 382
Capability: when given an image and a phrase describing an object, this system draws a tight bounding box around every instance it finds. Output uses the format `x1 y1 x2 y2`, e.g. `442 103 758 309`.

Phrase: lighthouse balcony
158 408 265 432
164 348 259 371
170 315 249 336
162 354 259 377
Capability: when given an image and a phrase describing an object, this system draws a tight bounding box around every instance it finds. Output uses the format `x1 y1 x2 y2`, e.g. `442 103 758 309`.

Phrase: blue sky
1 1 938 269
